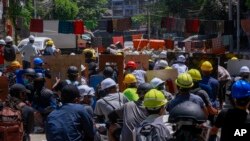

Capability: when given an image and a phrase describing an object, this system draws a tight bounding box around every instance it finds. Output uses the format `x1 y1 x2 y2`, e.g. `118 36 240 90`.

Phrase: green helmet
143 89 167 110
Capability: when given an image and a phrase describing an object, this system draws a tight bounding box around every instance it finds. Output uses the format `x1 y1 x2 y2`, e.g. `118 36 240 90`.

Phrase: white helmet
240 66 250 73
0 39 6 45
5 36 13 43
159 51 167 59
150 77 165 88
177 55 186 63
29 35 35 41
158 60 168 68
78 85 95 97
101 78 117 90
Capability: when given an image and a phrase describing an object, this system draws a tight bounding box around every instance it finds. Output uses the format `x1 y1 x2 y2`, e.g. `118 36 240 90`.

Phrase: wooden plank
0 76 8 101
99 55 124 91
146 69 178 93
124 55 149 70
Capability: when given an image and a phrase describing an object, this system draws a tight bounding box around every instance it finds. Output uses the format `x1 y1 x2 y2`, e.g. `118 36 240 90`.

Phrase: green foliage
76 0 108 28
132 14 147 26
199 0 227 20
54 0 79 20
246 0 250 9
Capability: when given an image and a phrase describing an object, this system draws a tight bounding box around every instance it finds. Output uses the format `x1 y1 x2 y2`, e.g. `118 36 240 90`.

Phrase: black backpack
4 45 16 61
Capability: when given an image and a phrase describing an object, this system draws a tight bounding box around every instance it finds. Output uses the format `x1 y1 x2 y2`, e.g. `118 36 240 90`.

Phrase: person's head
143 89 168 115
61 84 80 104
159 51 167 59
150 77 165 91
23 68 36 85
67 66 79 81
125 61 137 72
86 41 92 48
33 73 45 90
46 40 54 47
0 39 6 47
88 62 97 76
231 80 250 108
157 60 168 70
5 36 13 45
33 57 44 67
200 61 213 76
175 73 194 93
177 55 186 63
103 66 114 78
137 83 153 101
123 73 137 88
9 84 29 101
188 69 202 87
9 61 22 71
239 66 250 80
78 85 95 105
101 78 118 94
231 57 238 60
29 35 35 43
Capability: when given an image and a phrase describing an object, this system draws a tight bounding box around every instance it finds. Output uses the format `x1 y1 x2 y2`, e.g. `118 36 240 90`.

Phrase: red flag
74 20 84 34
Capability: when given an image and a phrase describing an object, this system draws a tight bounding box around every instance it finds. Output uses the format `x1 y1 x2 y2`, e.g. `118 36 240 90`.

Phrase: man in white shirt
19 35 39 69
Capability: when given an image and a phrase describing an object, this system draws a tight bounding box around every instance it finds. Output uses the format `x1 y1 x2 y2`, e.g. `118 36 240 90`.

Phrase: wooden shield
0 76 9 101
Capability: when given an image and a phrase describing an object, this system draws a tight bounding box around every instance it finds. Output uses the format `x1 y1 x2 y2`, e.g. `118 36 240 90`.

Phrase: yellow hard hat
10 61 21 68
116 52 123 55
123 74 137 84
231 57 238 60
175 73 194 88
143 89 167 109
165 66 172 70
188 69 202 81
46 40 54 46
200 61 213 71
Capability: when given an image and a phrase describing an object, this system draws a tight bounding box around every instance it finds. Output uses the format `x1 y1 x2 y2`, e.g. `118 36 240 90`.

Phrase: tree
75 0 108 29
54 0 79 20
199 0 227 20
8 0 33 44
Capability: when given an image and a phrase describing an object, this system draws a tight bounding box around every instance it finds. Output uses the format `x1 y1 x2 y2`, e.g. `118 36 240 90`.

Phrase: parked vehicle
17 37 53 50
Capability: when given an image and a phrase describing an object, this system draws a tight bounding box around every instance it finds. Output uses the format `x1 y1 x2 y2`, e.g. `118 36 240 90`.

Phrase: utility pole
237 0 240 53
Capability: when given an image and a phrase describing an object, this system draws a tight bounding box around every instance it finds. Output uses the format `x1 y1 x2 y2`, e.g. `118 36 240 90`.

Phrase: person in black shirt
210 80 250 141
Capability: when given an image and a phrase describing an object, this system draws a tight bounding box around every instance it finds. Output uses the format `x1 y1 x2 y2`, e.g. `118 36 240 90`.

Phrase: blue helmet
232 80 250 99
34 57 43 65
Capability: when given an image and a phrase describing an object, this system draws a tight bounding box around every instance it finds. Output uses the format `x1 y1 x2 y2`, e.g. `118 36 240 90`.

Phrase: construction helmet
188 69 202 81
123 73 137 84
150 77 165 88
67 66 79 75
126 61 137 69
232 80 250 99
46 40 54 46
200 61 213 71
0 39 6 45
143 89 167 109
175 73 193 88
5 36 13 43
101 78 117 90
34 57 44 65
10 61 21 69
240 66 250 73
231 57 238 60
177 55 186 63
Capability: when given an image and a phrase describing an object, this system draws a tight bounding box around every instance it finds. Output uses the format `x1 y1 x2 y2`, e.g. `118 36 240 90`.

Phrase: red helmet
126 61 137 69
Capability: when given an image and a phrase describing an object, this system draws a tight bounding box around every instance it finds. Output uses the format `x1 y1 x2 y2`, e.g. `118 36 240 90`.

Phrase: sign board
146 69 178 93
125 55 149 70
31 55 85 84
99 55 124 91
0 76 8 101
227 59 250 76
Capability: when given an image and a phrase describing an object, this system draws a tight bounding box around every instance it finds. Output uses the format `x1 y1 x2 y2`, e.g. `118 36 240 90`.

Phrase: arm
80 109 95 141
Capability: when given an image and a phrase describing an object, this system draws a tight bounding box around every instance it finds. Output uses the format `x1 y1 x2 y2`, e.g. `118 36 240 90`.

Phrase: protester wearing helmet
33 57 51 79
210 80 250 141
3 36 19 68
154 60 169 70
108 83 153 141
167 73 207 116
123 74 139 101
199 61 220 109
133 89 172 141
125 61 146 85
43 40 58 56
19 35 39 69
83 41 97 63
171 55 188 75
94 78 128 122
78 85 95 117
150 77 173 101
188 69 218 116
218 65 231 109
4 60 22 87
